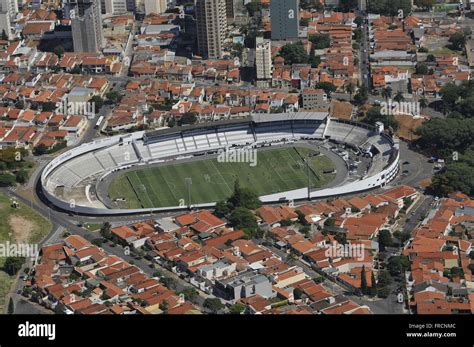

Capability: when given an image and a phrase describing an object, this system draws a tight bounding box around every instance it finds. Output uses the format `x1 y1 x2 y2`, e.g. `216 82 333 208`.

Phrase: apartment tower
68 0 104 53
195 0 227 59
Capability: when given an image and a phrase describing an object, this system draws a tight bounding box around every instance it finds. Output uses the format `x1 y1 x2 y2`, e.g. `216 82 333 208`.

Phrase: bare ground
8 215 34 244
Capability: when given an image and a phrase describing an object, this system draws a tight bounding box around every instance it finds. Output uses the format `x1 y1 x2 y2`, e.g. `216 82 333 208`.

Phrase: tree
368 0 412 17
159 300 169 313
161 276 176 289
364 107 399 131
455 96 474 118
1 29 7 40
377 286 391 298
7 298 14 314
369 272 377 296
354 86 369 105
415 63 429 75
440 83 460 113
309 48 321 68
214 200 230 218
278 42 309 65
15 100 25 110
229 303 246 314
448 31 466 51
229 207 258 232
106 91 122 104
293 287 304 300
42 101 57 112
426 54 435 62
378 229 393 252
286 250 298 264
309 34 331 49
89 96 104 113
15 170 28 184
178 112 198 125
179 287 198 301
227 179 262 210
419 97 428 110
0 162 6 173
315 82 336 96
296 210 309 226
360 265 368 294
100 222 112 239
394 91 405 103
415 0 435 10
338 0 358 12
381 86 392 101
203 298 224 313
377 270 392 287
4 257 25 276
53 45 64 59
353 28 363 43
0 173 16 187
393 230 411 244
91 238 105 247
324 217 335 227
387 255 410 276
245 0 262 17
431 161 474 196
345 83 355 101
34 144 48 156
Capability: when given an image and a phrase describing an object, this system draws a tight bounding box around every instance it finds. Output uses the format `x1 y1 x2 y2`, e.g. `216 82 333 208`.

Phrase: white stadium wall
40 115 400 215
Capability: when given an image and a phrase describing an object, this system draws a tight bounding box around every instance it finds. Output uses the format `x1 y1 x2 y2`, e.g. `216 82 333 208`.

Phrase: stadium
40 113 400 215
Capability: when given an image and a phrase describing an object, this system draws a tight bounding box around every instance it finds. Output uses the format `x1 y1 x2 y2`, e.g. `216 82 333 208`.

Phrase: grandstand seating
325 122 372 146
44 118 396 205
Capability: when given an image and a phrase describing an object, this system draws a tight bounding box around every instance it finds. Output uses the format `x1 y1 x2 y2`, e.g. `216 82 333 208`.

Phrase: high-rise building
67 0 104 53
144 0 167 14
270 0 299 40
195 0 227 59
0 0 16 39
101 0 128 14
0 0 18 19
255 37 272 86
225 0 244 20
0 12 12 40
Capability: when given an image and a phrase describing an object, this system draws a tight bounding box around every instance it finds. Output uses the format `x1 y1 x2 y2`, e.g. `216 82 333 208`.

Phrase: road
98 241 210 307
403 195 434 235
359 11 370 90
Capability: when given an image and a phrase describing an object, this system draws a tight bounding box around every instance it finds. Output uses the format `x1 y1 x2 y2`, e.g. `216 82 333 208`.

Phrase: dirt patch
8 216 34 244
395 114 426 141
419 177 432 189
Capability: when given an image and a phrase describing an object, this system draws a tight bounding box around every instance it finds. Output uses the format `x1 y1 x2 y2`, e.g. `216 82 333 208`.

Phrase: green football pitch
107 146 336 209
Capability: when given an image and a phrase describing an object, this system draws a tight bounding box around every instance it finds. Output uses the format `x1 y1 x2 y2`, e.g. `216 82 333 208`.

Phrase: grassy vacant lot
108 146 336 209
0 192 52 310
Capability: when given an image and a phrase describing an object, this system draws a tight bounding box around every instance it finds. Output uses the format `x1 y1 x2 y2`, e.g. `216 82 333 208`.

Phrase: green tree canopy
278 42 309 65
203 298 224 313
364 107 399 131
4 257 25 276
368 0 412 17
448 31 466 51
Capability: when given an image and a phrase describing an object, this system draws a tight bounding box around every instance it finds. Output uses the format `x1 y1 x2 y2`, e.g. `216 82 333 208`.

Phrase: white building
0 12 13 40
0 0 18 19
196 0 227 59
144 0 167 14
255 37 272 86
0 0 17 40
101 0 128 14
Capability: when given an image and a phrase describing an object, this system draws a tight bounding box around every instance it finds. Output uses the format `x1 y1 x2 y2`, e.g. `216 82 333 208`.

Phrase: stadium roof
252 112 328 123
